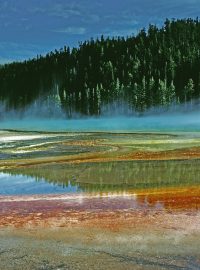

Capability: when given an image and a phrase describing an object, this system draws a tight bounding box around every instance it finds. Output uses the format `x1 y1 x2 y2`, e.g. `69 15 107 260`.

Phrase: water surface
0 172 80 195
1 114 200 132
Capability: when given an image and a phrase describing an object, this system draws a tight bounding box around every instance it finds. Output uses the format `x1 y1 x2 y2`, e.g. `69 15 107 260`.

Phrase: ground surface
0 130 200 269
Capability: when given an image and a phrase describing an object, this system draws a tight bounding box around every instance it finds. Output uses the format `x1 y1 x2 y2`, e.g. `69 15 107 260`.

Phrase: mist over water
0 114 200 132
0 99 200 132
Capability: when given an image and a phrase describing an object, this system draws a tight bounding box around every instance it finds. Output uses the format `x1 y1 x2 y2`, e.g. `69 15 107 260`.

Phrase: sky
0 0 200 64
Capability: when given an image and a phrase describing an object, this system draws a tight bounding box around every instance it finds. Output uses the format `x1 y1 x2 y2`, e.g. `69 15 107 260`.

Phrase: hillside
1 18 200 117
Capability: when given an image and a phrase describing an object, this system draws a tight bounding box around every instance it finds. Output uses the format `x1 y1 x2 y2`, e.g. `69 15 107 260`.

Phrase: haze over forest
1 19 200 118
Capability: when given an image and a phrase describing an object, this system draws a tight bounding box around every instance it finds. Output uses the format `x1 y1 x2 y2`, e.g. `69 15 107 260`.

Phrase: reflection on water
0 171 167 211
2 159 200 194
0 172 80 195
1 161 200 211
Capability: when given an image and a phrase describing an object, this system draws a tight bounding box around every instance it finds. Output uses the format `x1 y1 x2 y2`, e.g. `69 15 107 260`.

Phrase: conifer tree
1 18 200 116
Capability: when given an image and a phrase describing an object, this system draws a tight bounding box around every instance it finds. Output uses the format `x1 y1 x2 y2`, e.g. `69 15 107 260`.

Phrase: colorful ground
0 130 200 269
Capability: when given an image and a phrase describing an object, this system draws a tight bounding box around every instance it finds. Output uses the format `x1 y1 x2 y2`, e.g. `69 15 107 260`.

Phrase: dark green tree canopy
1 18 200 117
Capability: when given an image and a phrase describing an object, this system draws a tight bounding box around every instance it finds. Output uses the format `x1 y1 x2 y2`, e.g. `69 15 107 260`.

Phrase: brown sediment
1 132 200 269
1 129 200 169
123 147 200 160
2 146 200 170
0 186 199 229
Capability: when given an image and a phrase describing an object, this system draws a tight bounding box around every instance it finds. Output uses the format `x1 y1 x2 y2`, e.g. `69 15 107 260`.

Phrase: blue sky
1 0 200 64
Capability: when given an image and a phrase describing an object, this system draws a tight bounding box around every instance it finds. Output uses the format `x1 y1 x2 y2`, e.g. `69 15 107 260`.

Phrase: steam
0 97 66 120
0 98 200 132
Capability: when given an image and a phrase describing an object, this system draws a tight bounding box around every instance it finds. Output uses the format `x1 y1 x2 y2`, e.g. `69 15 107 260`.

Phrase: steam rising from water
0 114 200 132
0 99 200 132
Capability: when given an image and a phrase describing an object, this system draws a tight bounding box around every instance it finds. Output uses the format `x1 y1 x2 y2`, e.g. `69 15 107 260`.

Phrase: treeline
1 18 200 116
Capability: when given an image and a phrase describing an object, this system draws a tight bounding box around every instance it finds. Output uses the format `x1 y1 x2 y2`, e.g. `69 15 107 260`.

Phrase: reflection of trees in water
5 159 200 193
73 160 200 192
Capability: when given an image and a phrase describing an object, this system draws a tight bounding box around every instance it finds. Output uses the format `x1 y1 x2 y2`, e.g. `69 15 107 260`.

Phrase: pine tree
1 18 200 116
167 81 176 104
183 78 195 102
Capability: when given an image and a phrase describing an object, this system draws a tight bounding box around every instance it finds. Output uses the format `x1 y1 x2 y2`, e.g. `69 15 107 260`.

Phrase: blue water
0 113 200 132
0 172 80 195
